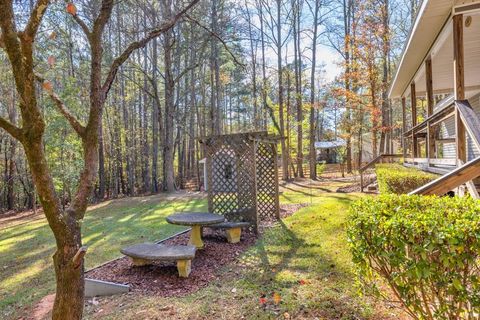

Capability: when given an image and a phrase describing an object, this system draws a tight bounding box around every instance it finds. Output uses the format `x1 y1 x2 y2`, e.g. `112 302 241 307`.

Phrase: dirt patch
21 293 55 320
0 208 44 230
279 203 309 218
86 228 257 297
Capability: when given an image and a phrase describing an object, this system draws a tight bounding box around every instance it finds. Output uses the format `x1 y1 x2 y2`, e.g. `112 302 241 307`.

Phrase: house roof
314 139 346 149
389 0 454 98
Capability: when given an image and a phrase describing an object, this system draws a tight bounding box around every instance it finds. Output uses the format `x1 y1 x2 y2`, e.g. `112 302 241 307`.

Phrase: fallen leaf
284 312 290 319
231 288 237 293
259 297 267 304
273 292 281 304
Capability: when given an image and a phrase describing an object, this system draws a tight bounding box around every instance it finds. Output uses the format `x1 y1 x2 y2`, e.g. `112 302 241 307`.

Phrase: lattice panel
203 132 280 232
205 135 258 229
255 142 280 220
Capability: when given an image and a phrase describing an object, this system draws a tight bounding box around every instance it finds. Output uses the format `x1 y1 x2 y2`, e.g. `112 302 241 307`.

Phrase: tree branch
24 0 50 40
101 0 200 96
92 0 114 35
72 15 91 38
0 116 23 142
35 74 86 138
174 63 199 83
0 0 27 102
184 14 246 68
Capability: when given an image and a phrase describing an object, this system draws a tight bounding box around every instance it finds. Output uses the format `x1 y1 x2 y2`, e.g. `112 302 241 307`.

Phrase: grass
0 193 207 320
84 190 400 319
2 176 403 319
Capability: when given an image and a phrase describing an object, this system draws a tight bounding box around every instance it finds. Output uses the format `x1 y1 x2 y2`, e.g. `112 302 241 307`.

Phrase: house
315 139 346 163
387 0 480 195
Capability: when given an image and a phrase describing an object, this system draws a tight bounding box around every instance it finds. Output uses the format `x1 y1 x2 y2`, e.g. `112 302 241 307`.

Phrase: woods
0 0 418 212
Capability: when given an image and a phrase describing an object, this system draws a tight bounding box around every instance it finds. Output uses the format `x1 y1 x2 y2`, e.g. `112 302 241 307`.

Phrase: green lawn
84 190 401 319
0 193 206 320
1 178 403 319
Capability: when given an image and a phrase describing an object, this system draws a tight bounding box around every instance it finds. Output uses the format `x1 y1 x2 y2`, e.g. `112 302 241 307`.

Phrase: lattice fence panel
204 132 280 231
206 135 257 229
255 141 280 220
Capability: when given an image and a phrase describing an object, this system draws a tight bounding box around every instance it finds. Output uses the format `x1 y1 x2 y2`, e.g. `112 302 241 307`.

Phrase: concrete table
166 212 225 249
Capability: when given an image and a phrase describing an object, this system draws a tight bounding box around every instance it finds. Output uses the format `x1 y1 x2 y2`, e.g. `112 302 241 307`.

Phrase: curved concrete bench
121 243 196 278
207 221 250 243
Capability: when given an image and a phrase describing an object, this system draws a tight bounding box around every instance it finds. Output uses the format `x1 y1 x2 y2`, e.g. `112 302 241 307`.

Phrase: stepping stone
121 243 196 278
207 221 250 244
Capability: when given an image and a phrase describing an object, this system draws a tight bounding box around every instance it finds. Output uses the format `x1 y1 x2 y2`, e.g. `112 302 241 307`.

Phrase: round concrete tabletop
166 212 225 226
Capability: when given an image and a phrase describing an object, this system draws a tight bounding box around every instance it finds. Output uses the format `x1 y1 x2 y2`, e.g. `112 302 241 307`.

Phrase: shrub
316 162 326 176
347 194 480 319
375 163 437 194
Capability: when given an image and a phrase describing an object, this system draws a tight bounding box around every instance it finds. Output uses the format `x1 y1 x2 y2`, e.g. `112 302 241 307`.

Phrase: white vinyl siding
438 116 456 159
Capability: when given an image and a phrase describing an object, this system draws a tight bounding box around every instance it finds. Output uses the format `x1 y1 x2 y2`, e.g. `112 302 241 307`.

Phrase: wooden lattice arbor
200 132 280 232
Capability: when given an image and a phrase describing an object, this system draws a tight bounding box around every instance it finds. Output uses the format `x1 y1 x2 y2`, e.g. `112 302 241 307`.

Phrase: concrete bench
207 221 250 243
121 243 196 278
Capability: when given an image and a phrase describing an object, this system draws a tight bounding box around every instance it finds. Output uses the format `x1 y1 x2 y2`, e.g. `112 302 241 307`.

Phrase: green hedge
375 163 437 194
347 194 480 319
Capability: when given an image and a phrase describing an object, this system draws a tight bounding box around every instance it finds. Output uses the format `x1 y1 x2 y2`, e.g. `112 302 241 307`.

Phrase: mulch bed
336 182 361 193
86 229 256 297
86 203 308 297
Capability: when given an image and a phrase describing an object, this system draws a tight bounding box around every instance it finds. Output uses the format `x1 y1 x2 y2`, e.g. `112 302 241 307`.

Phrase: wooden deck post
402 97 407 159
425 58 434 117
453 14 466 164
425 57 435 161
411 82 417 158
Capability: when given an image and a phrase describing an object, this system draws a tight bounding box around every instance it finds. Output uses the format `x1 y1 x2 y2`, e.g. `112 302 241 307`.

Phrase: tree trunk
293 0 304 178
309 0 320 180
97 122 106 200
151 36 160 193
162 0 176 192
277 0 288 181
51 225 84 320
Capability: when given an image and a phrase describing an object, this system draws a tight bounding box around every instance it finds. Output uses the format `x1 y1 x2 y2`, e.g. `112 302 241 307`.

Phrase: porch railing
406 100 480 197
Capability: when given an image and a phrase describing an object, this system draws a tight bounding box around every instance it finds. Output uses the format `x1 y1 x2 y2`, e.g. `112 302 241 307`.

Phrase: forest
0 0 419 213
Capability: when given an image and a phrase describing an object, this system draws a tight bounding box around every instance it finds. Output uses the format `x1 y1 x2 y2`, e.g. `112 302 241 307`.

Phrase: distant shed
315 139 346 164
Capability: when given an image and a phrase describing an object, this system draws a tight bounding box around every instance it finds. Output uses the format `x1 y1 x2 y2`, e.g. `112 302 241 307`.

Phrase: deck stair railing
408 100 480 197
359 154 403 192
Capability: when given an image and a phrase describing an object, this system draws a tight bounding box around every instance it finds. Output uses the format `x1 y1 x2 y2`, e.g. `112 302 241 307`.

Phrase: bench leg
226 228 242 244
189 225 204 249
177 259 192 278
131 257 151 266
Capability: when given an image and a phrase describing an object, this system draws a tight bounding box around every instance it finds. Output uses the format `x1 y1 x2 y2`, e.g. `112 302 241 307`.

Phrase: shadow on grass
290 181 336 192
0 196 207 320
